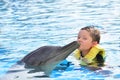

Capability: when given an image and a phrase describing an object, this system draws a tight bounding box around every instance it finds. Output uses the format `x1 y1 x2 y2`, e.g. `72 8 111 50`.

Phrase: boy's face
77 30 97 51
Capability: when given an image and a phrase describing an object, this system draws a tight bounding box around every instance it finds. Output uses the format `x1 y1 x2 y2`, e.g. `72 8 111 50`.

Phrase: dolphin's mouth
60 41 79 53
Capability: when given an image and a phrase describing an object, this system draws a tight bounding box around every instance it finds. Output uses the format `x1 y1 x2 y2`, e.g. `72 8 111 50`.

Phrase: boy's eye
83 37 87 40
78 36 80 39
78 36 87 40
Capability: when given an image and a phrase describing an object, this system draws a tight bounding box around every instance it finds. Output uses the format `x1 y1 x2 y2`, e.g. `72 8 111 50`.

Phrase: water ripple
0 0 120 79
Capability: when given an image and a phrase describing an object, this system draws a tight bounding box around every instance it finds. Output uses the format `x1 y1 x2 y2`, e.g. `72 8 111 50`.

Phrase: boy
74 26 105 67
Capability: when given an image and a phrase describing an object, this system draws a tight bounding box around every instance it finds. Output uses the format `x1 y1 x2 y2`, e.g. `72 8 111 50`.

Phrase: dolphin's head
44 41 79 67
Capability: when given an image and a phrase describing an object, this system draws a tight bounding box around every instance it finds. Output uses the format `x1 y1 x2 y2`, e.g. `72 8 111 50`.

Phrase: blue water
0 0 120 79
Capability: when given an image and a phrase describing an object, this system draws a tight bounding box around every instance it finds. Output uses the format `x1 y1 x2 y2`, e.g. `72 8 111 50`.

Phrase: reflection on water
0 0 120 79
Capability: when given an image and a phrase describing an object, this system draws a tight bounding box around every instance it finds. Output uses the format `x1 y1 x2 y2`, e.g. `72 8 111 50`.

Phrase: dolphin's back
21 46 61 66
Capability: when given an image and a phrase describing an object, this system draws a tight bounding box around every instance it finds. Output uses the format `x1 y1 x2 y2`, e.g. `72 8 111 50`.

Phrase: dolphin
21 41 79 75
1 41 79 80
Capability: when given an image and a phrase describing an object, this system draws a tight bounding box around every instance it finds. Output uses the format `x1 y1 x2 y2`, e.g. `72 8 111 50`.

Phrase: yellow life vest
74 44 105 66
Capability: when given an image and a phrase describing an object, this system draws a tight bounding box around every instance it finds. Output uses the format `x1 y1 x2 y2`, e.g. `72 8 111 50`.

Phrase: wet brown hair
81 26 100 43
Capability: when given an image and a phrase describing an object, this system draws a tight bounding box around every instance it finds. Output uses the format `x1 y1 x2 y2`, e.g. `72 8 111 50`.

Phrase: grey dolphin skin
1 41 79 80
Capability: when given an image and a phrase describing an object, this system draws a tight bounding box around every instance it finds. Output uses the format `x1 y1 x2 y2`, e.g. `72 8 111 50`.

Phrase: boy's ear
92 41 98 46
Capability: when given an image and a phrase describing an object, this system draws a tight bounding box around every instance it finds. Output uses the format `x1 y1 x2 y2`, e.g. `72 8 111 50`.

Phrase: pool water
0 0 120 79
